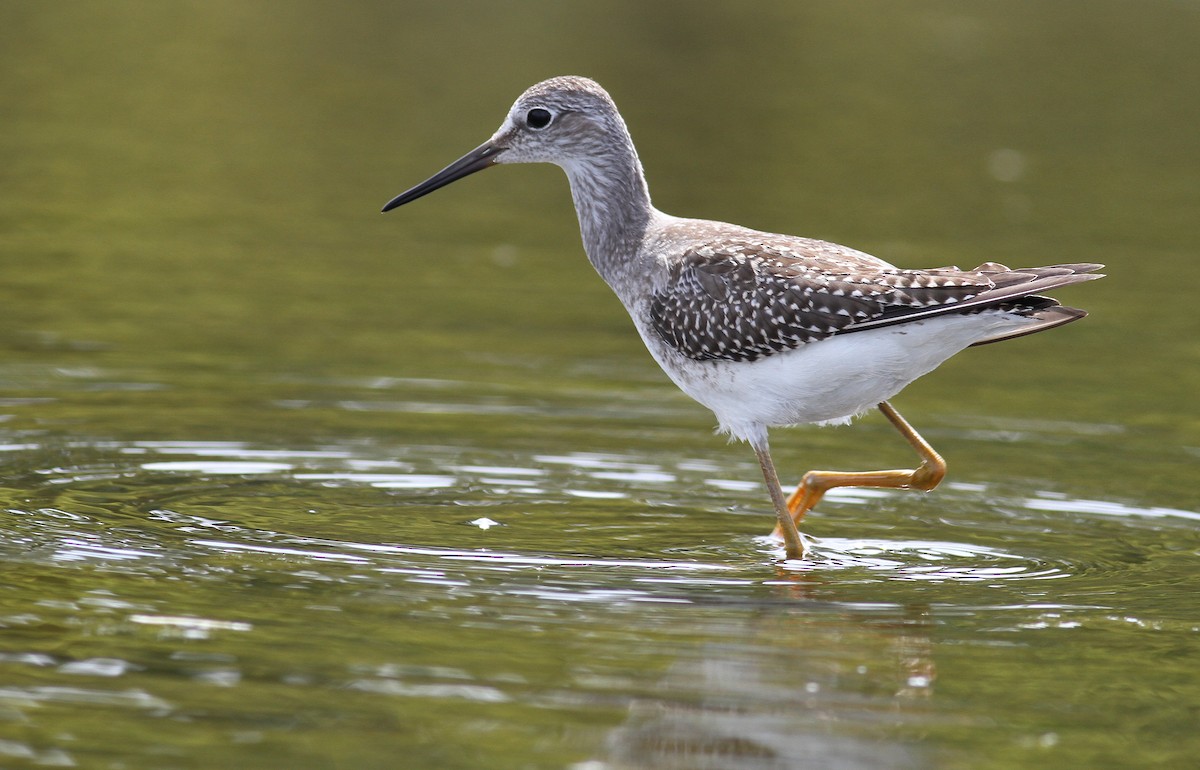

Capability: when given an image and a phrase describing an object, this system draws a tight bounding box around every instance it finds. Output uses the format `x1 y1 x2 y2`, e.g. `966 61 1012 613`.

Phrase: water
2 2 1199 768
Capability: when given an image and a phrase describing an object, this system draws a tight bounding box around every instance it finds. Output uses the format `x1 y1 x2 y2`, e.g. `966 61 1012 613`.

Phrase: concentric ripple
787 537 1071 582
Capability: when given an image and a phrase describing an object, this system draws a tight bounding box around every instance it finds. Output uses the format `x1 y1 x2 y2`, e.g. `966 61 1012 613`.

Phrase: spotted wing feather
648 239 1102 363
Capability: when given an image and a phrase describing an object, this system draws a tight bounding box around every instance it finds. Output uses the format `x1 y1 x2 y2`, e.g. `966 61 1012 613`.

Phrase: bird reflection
591 604 935 770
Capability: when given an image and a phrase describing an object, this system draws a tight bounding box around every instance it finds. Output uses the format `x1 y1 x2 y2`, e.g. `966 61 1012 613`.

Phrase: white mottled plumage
382 76 1102 558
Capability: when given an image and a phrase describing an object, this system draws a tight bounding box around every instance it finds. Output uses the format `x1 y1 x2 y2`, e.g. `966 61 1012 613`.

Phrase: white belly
634 312 1030 444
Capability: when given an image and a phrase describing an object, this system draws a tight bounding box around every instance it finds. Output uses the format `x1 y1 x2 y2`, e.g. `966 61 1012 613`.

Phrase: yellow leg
754 441 806 560
771 401 946 539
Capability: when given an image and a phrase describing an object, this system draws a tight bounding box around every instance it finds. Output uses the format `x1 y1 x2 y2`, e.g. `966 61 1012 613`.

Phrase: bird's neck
561 149 654 285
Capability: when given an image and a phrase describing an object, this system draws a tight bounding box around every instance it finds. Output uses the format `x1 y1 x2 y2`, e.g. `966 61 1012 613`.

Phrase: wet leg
753 440 806 559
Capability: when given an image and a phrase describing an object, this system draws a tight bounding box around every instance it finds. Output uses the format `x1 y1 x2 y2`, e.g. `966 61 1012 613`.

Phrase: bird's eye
526 108 553 129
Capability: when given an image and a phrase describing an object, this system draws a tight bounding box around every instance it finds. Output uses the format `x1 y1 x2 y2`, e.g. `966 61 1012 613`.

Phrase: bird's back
635 215 1102 366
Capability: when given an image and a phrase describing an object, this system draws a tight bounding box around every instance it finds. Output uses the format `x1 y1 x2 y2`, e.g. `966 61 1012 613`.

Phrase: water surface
1 2 1198 768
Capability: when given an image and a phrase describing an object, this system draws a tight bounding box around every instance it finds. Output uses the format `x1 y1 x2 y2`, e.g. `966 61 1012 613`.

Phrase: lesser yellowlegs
382 76 1102 560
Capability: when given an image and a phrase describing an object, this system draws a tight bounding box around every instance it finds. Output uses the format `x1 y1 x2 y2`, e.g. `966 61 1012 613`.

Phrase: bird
381 76 1102 560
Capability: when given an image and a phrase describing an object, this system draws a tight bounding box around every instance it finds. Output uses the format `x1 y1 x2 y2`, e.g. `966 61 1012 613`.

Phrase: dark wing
648 240 1102 362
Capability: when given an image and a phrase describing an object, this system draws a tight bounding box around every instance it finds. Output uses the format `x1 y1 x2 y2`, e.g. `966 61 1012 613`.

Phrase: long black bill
381 141 506 212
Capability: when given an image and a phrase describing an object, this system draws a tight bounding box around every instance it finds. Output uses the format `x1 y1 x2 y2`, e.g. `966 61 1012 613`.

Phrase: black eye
526 108 553 129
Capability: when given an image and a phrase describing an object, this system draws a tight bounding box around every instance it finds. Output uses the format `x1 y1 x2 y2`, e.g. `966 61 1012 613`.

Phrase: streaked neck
562 150 654 284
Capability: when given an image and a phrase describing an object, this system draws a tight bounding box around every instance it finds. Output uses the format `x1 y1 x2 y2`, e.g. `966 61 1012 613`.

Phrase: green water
2 2 1198 768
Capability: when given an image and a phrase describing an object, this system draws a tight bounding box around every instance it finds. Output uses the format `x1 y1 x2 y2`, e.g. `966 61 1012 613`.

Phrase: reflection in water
1023 494 1200 522
593 607 933 770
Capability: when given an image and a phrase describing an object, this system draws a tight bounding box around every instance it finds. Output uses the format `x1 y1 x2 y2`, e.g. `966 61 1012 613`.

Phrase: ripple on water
776 537 1072 583
1023 492 1200 522
1 430 1194 770
3 437 1196 594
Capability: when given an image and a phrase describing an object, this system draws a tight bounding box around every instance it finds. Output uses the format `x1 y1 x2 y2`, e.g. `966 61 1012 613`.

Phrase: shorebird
382 76 1102 560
